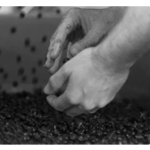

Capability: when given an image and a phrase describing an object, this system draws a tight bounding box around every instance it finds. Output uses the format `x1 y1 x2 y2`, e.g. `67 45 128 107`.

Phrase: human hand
44 47 129 117
44 7 126 74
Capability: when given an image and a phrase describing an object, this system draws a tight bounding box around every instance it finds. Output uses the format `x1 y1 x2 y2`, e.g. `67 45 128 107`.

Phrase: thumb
69 26 107 57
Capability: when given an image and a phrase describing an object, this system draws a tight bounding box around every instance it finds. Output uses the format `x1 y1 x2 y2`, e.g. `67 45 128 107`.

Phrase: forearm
98 7 150 72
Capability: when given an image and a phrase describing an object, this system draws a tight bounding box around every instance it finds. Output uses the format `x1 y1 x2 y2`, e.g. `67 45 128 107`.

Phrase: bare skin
44 47 129 116
44 7 126 74
44 7 150 117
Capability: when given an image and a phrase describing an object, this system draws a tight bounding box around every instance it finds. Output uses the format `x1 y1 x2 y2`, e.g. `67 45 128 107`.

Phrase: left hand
44 7 125 74
44 47 129 117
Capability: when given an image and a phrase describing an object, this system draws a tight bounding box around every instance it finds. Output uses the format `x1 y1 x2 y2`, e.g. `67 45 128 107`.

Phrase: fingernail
47 96 53 103
52 44 60 58
45 80 56 94
43 63 47 68
43 85 49 94
43 62 49 68
45 59 55 69
43 61 50 67
70 48 77 57
47 47 54 60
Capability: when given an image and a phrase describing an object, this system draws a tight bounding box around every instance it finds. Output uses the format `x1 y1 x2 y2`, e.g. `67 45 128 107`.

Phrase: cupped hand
44 47 129 117
44 7 125 74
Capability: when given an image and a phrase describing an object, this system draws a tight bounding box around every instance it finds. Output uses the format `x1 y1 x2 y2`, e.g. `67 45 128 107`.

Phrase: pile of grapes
0 89 150 144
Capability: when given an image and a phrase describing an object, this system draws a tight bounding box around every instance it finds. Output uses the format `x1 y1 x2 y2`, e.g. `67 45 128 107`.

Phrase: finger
46 92 71 111
44 78 68 98
50 9 80 59
44 65 71 95
64 105 85 117
49 50 63 74
88 107 99 114
44 83 51 95
50 41 71 73
49 40 69 74
66 42 73 59
44 8 80 68
44 40 68 69
69 25 107 57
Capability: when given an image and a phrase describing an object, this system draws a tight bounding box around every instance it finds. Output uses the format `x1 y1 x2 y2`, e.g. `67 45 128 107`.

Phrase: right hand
44 7 126 74
44 46 129 117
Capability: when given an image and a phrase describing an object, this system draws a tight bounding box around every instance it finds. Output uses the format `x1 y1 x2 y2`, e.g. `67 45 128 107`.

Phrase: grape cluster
0 89 149 144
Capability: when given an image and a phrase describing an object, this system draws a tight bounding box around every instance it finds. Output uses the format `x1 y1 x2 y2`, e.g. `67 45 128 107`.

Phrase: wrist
95 7 150 74
94 44 131 74
93 8 132 73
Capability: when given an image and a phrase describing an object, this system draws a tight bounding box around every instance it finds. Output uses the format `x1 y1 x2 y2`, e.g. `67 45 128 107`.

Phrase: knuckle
83 102 95 111
66 92 78 105
73 42 82 51
98 99 108 108
78 41 87 49
69 97 77 105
